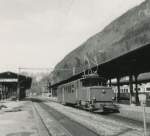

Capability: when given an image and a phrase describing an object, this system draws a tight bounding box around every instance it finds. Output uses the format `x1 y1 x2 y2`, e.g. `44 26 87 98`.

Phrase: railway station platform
0 100 38 136
116 104 150 123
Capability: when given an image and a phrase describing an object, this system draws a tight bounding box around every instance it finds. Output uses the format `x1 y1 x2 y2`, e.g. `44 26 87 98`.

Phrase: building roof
0 71 32 89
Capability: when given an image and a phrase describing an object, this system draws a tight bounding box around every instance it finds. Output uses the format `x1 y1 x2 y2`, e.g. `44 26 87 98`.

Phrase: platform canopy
51 44 150 88
96 44 150 78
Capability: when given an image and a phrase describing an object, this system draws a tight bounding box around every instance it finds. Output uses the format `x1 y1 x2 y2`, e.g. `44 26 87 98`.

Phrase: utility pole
17 67 20 101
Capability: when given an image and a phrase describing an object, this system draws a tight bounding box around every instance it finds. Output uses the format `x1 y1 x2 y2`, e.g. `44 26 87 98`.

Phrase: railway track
32 102 52 136
32 98 100 136
31 97 150 136
45 97 150 128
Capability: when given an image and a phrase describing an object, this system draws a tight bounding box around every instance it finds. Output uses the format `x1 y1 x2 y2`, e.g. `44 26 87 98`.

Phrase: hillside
51 0 150 84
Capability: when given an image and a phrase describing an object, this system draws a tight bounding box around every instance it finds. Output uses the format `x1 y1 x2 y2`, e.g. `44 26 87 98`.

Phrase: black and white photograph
0 0 150 135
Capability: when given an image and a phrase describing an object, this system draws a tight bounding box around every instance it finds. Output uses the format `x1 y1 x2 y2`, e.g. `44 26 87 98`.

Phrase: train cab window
81 77 106 87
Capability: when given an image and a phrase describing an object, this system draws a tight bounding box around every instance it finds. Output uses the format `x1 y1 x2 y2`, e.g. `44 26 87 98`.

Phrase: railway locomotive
57 74 118 112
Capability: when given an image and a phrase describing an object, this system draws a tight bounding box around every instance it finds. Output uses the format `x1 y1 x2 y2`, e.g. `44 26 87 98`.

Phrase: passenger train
57 74 118 112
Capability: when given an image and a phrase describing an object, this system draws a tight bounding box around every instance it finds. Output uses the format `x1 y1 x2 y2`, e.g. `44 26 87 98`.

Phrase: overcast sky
0 0 144 73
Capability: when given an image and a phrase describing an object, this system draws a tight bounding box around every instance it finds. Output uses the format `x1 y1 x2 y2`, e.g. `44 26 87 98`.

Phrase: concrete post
109 78 112 87
17 68 20 101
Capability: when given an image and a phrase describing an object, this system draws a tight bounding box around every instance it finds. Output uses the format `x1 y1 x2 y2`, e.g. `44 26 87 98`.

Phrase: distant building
0 71 32 100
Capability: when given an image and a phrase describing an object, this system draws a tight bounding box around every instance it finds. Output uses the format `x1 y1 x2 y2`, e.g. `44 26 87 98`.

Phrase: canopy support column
129 75 134 105
109 78 112 87
117 77 120 102
134 74 140 105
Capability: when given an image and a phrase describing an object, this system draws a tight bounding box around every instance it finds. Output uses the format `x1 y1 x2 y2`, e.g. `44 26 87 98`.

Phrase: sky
0 0 144 73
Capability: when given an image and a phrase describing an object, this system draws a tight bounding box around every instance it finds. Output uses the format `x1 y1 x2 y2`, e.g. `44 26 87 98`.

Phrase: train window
66 86 68 92
69 86 71 93
72 85 74 93
78 81 80 87
64 87 66 91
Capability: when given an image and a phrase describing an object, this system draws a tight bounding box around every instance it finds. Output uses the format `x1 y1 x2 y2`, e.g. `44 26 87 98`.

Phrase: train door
62 87 65 104
87 88 91 102
75 80 79 102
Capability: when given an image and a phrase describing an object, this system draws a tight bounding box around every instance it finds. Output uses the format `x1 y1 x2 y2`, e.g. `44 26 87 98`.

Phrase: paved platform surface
116 104 150 122
0 100 39 136
47 96 150 123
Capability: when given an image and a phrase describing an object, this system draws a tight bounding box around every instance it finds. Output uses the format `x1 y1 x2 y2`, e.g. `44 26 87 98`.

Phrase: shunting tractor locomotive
57 74 118 112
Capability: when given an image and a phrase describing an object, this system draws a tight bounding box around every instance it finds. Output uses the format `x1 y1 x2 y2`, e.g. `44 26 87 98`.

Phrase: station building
0 71 32 100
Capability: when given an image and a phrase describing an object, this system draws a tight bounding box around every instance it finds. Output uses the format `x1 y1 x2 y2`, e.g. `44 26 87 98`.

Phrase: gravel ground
0 101 38 136
44 101 149 136
34 102 73 136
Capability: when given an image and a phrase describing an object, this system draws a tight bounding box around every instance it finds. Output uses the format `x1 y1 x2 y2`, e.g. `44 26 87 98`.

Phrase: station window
125 89 128 93
137 88 141 91
146 87 150 91
121 89 123 93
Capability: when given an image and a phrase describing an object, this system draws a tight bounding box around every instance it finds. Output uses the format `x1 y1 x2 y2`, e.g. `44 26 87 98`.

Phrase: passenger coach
57 74 117 112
